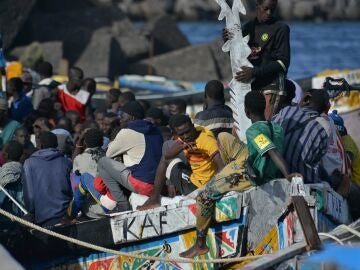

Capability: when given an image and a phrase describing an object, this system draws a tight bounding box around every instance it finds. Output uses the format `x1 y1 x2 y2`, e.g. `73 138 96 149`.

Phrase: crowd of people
0 0 359 259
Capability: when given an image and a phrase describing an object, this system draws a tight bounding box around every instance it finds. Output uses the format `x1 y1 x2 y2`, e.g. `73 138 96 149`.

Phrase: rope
318 233 344 245
336 224 360 238
0 208 263 264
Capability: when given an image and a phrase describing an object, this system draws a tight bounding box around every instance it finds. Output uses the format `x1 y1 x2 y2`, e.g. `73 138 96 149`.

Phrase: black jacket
243 18 290 91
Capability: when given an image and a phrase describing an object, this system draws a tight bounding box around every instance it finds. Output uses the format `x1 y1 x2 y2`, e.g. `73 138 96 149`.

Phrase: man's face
169 104 181 116
256 0 277 23
15 130 28 145
174 122 197 143
95 113 105 129
21 73 33 93
102 117 115 134
119 112 134 129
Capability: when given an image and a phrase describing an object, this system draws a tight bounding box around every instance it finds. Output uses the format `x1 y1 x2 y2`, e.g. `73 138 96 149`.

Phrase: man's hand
137 196 161 211
222 28 233 42
167 184 177 198
235 66 254 83
164 140 186 160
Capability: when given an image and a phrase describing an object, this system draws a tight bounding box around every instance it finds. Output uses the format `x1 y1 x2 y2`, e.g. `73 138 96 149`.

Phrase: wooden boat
0 179 352 269
1 70 359 269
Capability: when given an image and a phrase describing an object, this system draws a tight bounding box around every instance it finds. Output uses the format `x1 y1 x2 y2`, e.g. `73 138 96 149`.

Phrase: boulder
112 19 149 61
144 15 190 56
75 27 125 79
174 0 219 20
293 1 318 20
128 43 220 82
208 38 232 82
0 0 37 49
11 7 126 65
117 0 173 20
10 41 63 73
345 0 360 20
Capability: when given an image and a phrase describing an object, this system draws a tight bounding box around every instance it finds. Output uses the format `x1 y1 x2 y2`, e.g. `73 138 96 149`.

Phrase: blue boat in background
118 74 206 99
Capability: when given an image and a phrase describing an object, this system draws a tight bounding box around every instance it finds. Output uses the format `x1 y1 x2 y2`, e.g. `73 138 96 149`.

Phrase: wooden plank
292 196 322 250
239 242 308 270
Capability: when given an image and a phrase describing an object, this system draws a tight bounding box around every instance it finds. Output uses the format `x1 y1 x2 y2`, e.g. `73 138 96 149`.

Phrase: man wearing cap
0 98 21 149
98 101 163 212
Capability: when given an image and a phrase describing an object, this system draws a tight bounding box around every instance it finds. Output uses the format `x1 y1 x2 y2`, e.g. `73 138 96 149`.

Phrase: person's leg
180 169 252 258
167 159 197 195
98 157 134 211
217 132 247 164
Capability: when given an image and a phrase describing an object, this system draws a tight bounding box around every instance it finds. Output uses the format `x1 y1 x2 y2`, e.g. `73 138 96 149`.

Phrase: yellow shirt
342 135 360 186
185 127 219 188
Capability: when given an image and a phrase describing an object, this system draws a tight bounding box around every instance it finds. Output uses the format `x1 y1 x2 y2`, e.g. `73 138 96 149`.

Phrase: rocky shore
0 0 359 82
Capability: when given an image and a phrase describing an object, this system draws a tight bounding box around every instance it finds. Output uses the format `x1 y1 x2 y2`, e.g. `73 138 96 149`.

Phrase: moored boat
0 179 353 269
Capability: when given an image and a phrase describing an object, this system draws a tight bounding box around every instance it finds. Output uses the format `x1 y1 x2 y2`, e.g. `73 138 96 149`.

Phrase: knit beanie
84 128 103 148
121 101 145 119
329 110 346 135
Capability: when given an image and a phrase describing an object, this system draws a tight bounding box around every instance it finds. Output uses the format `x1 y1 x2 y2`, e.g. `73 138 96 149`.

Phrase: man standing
224 0 290 118
23 132 72 226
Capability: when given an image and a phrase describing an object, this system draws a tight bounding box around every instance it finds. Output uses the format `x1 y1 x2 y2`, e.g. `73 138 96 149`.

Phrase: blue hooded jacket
127 120 163 183
23 148 72 226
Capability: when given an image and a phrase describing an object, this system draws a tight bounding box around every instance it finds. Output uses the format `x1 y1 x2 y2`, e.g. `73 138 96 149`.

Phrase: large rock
117 0 174 20
293 1 318 20
112 19 149 61
209 38 232 82
144 15 190 56
0 0 37 49
128 44 220 82
174 0 220 20
10 41 63 73
75 27 125 79
11 7 125 65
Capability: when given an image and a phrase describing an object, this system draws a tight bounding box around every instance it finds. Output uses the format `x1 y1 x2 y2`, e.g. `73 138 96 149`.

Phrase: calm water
177 21 360 79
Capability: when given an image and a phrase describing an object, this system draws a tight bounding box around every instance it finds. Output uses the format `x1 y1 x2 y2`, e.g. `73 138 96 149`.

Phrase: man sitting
138 114 224 210
194 80 233 138
68 128 108 219
98 101 163 212
179 91 297 258
273 89 330 184
23 132 72 226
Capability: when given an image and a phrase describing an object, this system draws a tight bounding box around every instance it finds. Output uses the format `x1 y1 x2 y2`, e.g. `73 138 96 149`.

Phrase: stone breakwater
109 0 359 21
1 0 359 81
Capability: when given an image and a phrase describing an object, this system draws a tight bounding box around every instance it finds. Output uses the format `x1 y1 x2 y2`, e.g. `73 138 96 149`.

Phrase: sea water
177 21 360 79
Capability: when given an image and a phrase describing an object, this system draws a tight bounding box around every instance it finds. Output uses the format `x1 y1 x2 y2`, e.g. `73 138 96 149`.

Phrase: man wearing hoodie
23 132 72 226
98 101 163 211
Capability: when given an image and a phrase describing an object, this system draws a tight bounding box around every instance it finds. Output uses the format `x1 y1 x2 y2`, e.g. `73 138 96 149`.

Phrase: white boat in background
312 69 360 146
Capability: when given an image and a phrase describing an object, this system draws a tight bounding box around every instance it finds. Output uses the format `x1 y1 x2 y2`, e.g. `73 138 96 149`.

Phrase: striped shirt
194 104 233 138
273 106 328 183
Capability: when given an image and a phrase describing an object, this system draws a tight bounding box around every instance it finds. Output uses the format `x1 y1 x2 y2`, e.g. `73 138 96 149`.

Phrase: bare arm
267 148 290 180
